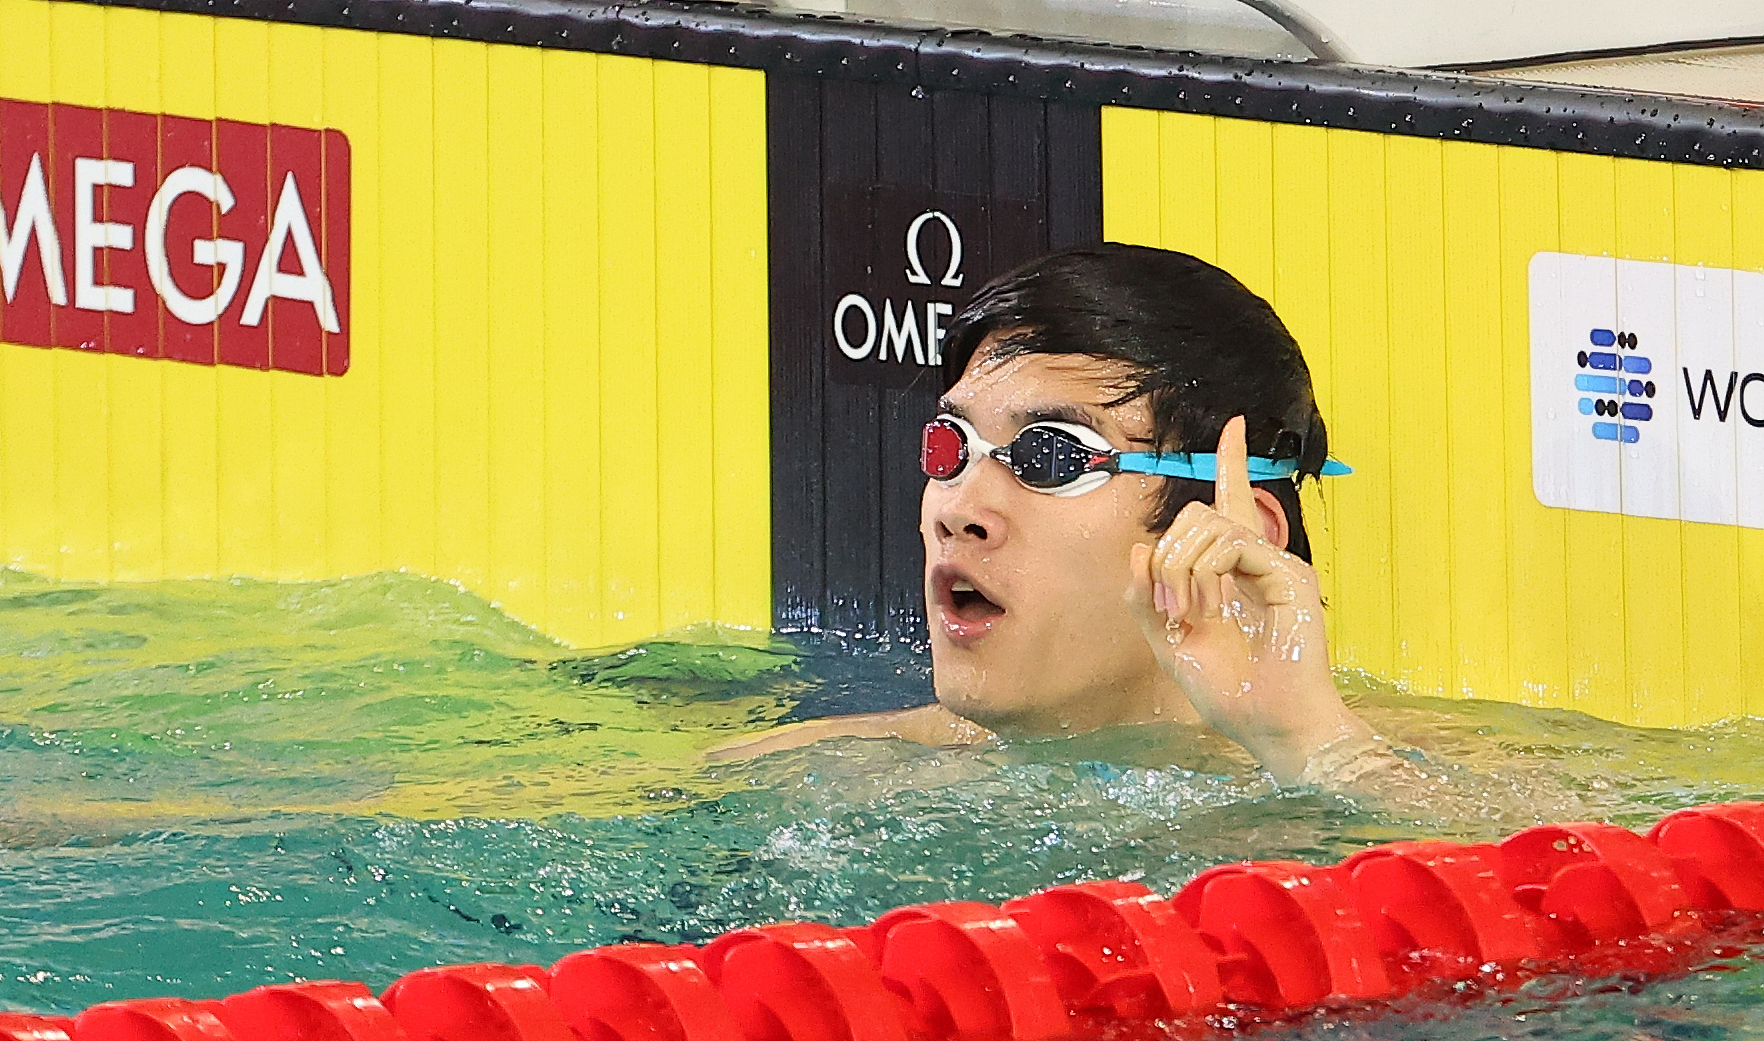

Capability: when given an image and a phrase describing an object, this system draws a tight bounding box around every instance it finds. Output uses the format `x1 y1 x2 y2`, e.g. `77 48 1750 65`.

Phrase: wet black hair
939 242 1326 562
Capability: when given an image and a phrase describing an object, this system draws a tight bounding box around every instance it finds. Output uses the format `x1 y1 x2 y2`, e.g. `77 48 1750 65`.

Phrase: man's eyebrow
1019 402 1102 427
936 397 968 420
935 398 1105 429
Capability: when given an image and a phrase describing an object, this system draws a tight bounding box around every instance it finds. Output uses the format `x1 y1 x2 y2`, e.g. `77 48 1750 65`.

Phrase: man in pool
726 243 1402 788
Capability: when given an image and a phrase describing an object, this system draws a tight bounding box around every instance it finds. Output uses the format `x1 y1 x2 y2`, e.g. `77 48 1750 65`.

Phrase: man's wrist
1233 698 1378 786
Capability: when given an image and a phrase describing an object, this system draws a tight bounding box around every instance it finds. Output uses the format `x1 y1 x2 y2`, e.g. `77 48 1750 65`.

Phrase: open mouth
947 579 1005 623
932 566 1005 642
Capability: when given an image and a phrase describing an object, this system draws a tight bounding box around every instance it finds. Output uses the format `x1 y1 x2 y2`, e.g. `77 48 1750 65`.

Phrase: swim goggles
920 414 1352 497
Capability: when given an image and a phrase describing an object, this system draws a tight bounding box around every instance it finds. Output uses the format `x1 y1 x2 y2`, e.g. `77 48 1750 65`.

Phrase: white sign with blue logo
1531 251 1764 528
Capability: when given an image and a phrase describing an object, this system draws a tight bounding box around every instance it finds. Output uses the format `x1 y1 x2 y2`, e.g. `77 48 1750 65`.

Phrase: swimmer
720 244 1409 790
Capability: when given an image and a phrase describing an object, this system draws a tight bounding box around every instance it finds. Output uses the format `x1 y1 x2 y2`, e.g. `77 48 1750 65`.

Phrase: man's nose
933 463 1011 548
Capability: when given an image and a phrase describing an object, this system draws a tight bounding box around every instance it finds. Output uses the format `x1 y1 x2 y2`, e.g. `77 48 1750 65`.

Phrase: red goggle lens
921 419 968 479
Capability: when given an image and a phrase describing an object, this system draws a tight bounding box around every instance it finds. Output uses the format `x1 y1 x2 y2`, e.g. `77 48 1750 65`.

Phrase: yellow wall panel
0 0 54 573
267 19 331 579
1105 105 1764 726
1268 125 1336 610
431 41 493 596
539 49 602 643
1612 158 1684 728
372 31 438 579
320 24 384 578
1731 174 1764 721
1099 106 1159 247
156 12 223 581
707 65 772 631
211 18 276 578
654 59 717 632
1496 146 1569 709
0 0 771 650
1671 163 1742 725
1551 152 1628 721
1156 113 1215 264
1440 141 1510 704
595 56 663 645
1212 119 1274 302
485 44 548 624
1383 135 1452 698
1321 127 1395 677
48 3 111 581
103 8 167 582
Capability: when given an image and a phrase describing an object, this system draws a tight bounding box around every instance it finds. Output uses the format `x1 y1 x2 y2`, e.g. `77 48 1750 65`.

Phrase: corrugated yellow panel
431 40 492 593
1553 150 1627 720
1268 124 1332 418
1156 113 1216 263
1440 140 1509 702
48 1 111 580
540 48 602 645
266 20 329 579
103 7 167 581
1212 118 1274 302
1106 105 1764 725
1671 162 1743 724
320 24 384 577
707 65 771 631
1267 123 1336 607
373 31 437 577
1732 170 1764 721
1496 146 1569 709
1383 135 1452 696
1099 107 1160 246
654 59 717 631
596 55 661 644
156 10 222 579
1321 128 1395 678
484 44 548 626
212 17 275 577
0 0 56 573
0 0 776 653
1612 157 1685 728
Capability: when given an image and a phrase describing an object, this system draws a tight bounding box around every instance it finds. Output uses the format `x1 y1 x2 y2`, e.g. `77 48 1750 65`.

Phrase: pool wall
1103 112 1764 728
4 0 1764 725
0 1 776 649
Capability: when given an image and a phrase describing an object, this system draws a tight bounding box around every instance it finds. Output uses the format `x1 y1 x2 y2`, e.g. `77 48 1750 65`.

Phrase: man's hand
1126 416 1379 784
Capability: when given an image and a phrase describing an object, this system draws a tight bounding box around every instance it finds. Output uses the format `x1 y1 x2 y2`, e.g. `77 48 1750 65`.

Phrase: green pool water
1 567 1762 1037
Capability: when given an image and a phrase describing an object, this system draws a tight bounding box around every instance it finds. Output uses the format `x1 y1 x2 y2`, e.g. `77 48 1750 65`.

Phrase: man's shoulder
706 703 991 761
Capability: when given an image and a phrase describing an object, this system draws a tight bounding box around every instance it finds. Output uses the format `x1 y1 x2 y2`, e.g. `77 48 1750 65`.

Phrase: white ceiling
761 0 1764 71
1483 44 1764 105
1280 0 1764 68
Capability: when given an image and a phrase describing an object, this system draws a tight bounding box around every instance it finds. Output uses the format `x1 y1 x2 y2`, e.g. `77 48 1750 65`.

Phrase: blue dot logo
1579 329 1651 443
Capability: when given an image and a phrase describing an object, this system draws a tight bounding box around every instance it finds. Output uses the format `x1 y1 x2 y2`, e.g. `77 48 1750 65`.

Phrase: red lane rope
4 802 1762 1041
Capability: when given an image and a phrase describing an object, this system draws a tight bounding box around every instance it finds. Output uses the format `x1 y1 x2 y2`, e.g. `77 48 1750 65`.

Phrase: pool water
1 568 1762 1037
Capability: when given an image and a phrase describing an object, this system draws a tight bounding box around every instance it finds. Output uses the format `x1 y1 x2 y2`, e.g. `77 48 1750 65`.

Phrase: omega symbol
903 210 964 288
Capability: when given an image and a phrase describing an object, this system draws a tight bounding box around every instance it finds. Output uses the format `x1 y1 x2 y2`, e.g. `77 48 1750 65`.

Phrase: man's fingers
1127 542 1193 648
1153 506 1233 620
1195 533 1301 607
1213 415 1260 530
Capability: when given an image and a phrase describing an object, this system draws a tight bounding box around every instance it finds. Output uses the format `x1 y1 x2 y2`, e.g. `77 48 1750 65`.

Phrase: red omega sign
0 100 349 375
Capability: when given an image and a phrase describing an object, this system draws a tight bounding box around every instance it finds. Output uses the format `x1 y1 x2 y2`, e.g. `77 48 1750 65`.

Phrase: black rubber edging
92 0 1764 166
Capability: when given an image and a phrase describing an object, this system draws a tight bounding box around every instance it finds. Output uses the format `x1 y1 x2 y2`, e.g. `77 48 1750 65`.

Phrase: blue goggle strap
1114 453 1354 481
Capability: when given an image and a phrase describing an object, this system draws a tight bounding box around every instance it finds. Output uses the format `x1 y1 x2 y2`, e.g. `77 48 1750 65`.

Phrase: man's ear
1250 487 1291 550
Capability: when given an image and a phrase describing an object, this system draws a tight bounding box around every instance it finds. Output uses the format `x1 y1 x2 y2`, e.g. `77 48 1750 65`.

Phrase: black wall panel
767 76 1102 639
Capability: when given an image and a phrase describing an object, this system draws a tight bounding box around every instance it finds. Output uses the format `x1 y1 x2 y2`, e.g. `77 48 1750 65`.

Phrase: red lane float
1339 839 1541 982
20 802 1764 1041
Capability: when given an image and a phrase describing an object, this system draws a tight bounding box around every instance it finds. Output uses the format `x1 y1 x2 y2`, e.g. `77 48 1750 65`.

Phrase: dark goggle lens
1008 426 1101 488
921 418 968 479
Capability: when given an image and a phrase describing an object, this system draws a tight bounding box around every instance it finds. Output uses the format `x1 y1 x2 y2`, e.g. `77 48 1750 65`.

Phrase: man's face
921 342 1174 734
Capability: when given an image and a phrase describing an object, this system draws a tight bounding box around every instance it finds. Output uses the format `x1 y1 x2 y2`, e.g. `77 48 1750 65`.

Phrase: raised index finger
1213 415 1260 530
